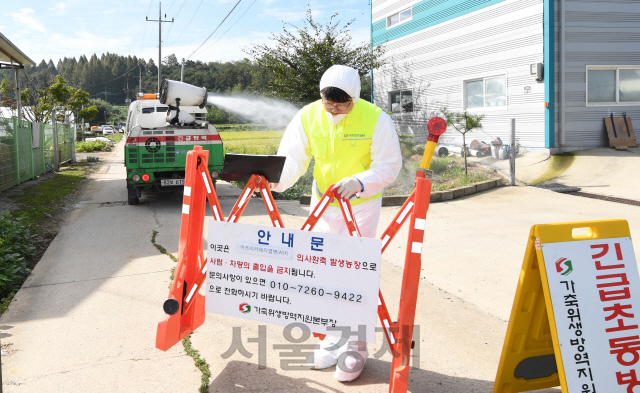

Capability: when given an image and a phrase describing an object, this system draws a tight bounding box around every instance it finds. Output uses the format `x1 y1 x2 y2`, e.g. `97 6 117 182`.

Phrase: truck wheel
128 196 139 205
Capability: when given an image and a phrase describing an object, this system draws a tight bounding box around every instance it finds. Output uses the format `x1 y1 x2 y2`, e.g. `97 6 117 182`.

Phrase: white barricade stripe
201 264 207 274
383 319 396 344
351 231 357 237
201 172 212 194
230 215 236 222
414 218 426 230
182 204 190 215
185 284 198 303
238 188 252 208
396 201 414 224
303 224 311 231
378 296 382 306
381 234 390 248
184 186 192 197
274 221 281 228
261 189 274 211
212 205 220 221
411 242 423 254
314 197 330 217
342 201 353 222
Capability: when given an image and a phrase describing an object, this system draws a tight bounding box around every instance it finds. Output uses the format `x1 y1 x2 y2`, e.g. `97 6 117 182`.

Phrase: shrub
75 141 108 152
429 156 453 174
0 212 34 299
106 133 123 143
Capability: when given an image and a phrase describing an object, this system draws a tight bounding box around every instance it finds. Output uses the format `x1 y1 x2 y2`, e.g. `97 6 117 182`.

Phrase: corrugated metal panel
373 0 547 148
372 0 508 46
373 0 421 20
556 0 640 148
382 0 539 51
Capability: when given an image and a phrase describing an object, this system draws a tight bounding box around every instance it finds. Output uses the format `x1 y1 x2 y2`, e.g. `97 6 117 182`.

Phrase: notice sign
542 237 640 392
205 221 381 343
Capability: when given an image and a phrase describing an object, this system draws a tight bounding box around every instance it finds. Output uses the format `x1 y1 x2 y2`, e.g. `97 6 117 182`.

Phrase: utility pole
139 65 142 93
181 58 185 82
104 87 108 104
146 2 173 92
125 79 131 105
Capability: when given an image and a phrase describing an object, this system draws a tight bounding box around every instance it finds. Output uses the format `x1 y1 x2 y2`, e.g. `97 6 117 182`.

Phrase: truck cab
124 95 223 204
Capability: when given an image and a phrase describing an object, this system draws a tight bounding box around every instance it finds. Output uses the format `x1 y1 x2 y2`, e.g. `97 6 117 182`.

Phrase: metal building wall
555 0 640 149
372 0 547 149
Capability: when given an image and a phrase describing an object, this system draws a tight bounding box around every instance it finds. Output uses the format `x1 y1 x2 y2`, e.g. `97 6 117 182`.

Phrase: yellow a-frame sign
493 219 640 393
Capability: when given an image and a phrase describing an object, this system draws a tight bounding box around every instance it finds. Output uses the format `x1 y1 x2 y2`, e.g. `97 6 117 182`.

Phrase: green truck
124 80 223 205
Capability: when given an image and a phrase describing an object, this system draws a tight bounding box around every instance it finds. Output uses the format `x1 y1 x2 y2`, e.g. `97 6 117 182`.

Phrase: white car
102 126 116 135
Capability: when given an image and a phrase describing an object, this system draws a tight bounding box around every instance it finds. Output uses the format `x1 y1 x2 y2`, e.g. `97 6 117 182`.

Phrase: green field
219 130 284 155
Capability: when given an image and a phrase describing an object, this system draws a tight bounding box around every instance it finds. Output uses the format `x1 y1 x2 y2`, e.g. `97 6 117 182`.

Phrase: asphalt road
2 141 639 392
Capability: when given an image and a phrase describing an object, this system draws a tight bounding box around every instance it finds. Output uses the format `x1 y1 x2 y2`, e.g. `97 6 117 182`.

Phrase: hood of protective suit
319 65 361 104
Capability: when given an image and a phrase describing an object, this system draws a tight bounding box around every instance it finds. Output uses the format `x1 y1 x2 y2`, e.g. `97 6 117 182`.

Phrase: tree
19 75 93 125
0 79 17 118
441 107 484 174
245 7 384 105
89 98 116 126
78 105 98 127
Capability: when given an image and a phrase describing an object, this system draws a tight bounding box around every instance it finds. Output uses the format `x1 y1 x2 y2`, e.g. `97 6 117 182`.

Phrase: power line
186 0 242 60
201 0 257 54
168 0 204 46
164 0 187 41
165 0 176 14
141 0 155 52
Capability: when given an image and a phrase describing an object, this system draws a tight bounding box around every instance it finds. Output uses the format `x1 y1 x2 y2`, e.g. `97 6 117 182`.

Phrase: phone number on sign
269 280 363 304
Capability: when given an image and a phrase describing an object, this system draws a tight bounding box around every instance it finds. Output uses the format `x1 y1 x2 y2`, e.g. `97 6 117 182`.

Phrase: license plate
161 179 185 186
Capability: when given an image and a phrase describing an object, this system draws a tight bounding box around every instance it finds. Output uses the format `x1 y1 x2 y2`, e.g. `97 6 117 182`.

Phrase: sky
3 0 372 66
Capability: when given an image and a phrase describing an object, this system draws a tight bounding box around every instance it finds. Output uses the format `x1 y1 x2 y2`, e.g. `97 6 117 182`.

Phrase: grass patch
106 133 123 143
151 230 177 262
183 334 211 393
152 230 177 287
0 213 35 305
0 290 16 315
75 140 108 152
151 230 210 391
214 124 270 131
11 165 92 232
384 156 495 195
221 128 315 200
219 130 284 156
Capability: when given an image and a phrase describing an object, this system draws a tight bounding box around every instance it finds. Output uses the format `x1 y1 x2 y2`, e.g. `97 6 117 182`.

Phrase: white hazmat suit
272 65 402 381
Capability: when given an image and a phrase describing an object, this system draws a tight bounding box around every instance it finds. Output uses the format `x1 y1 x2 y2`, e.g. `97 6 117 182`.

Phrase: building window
389 90 413 113
587 66 640 104
465 75 506 109
387 7 412 29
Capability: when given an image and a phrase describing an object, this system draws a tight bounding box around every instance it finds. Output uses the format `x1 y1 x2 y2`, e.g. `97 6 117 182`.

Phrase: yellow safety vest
301 99 382 206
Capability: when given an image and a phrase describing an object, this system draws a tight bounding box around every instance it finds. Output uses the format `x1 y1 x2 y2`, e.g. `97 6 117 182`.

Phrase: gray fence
0 117 74 193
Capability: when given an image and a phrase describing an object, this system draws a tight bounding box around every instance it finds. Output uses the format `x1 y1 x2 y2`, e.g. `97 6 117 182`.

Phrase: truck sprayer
124 79 223 205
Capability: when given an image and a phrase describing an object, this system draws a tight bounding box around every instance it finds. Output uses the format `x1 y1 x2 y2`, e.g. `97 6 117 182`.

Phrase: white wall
373 0 547 149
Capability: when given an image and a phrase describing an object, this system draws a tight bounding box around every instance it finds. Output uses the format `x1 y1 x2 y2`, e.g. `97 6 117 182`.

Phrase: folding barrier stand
156 118 447 393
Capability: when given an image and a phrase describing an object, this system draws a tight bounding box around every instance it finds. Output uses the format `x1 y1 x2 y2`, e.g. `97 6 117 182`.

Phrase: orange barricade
156 118 447 393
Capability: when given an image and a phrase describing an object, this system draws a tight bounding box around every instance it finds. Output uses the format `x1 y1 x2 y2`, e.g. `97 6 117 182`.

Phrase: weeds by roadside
0 213 35 305
383 155 495 195
76 140 108 152
11 165 92 231
0 163 93 315
183 334 211 393
106 133 123 143
151 230 211 391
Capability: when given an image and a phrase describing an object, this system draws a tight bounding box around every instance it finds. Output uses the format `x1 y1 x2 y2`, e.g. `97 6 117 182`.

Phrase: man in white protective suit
270 65 402 382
